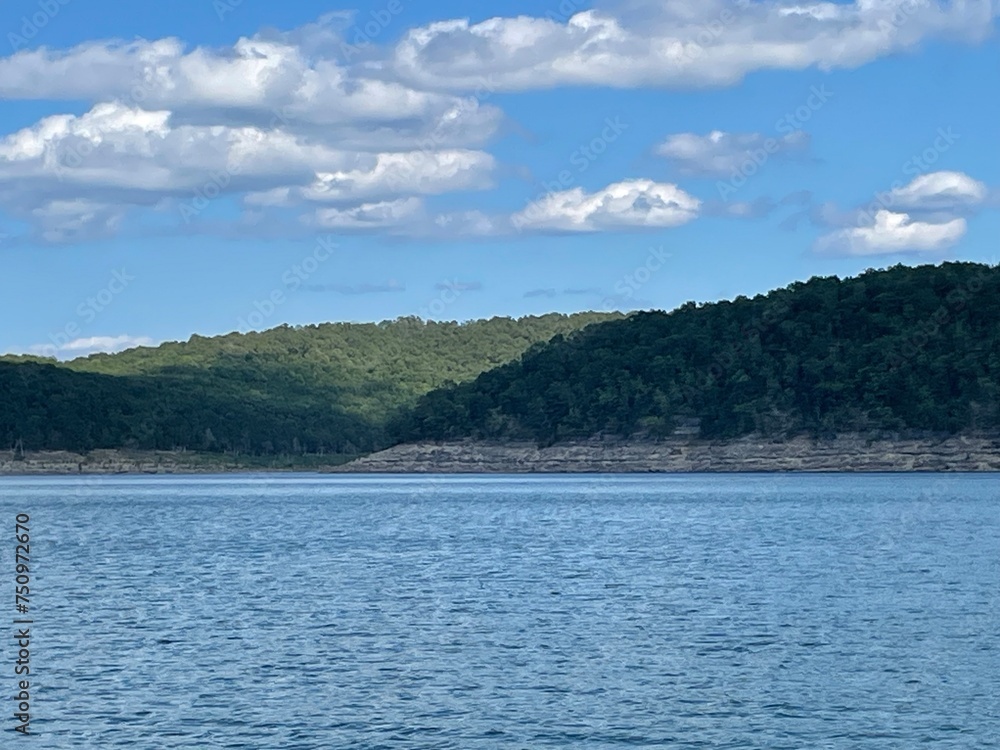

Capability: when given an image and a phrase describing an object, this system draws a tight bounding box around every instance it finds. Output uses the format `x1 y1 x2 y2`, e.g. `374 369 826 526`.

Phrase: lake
1 474 998 748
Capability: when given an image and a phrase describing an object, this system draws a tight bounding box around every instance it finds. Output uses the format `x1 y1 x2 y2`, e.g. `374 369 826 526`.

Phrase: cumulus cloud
299 180 702 237
1 5 996 245
0 101 496 242
27 199 128 244
28 334 155 359
392 2 998 91
656 130 810 176
0 21 503 243
1 103 320 192
815 210 967 256
0 34 502 143
311 205 503 239
887 170 989 210
511 179 701 232
312 197 425 230
245 151 495 206
789 172 994 245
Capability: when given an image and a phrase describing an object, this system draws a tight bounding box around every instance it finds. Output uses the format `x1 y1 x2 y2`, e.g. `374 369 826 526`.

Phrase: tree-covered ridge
0 313 619 455
6 263 1000 458
392 263 1000 445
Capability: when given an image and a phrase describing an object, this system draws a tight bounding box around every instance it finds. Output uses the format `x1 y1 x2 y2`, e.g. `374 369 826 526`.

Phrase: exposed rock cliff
0 450 216 475
338 435 1000 473
5 435 999 475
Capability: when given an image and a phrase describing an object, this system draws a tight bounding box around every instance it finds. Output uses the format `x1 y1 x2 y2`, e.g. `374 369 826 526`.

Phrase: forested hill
392 263 1000 445
6 263 1000 460
0 313 618 455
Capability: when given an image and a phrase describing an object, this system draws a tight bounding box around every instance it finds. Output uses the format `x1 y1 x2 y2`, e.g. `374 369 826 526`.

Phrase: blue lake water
1 473 998 748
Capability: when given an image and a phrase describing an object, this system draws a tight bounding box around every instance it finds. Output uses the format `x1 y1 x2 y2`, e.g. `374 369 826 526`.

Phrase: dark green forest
4 262 1000 458
0 313 617 455
394 262 1000 444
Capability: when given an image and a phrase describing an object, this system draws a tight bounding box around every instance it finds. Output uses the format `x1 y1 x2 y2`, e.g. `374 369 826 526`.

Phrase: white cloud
0 103 317 191
0 35 502 145
815 209 967 255
392 2 998 91
888 170 989 210
788 171 995 237
28 334 155 359
307 181 702 238
29 199 128 244
512 179 701 232
0 102 496 241
1 6 995 245
246 150 495 206
312 197 425 230
656 130 809 176
307 200 507 238
0 19 505 243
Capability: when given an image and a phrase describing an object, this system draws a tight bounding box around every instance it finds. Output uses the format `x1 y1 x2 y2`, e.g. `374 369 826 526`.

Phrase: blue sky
1 0 998 357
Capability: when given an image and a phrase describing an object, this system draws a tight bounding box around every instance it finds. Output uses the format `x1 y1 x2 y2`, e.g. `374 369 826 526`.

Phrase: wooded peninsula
3 262 999 473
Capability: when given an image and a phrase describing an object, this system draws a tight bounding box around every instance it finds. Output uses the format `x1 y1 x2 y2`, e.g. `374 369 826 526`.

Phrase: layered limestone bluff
0 450 219 475
337 435 1000 473
4 435 1000 474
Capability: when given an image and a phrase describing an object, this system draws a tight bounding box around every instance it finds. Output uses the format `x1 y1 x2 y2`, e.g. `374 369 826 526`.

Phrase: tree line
6 263 1000 457
391 263 1000 445
0 313 617 456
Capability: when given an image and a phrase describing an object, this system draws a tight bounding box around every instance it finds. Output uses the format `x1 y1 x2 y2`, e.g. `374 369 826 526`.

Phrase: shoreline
0 449 354 476
3 434 1000 475
337 435 1000 473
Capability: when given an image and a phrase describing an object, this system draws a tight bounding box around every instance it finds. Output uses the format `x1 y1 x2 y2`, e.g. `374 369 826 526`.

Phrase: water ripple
2 473 998 748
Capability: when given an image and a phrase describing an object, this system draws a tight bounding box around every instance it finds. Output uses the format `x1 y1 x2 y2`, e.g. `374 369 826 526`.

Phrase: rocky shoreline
3 435 1000 475
338 435 1000 473
0 449 352 475
0 449 227 475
